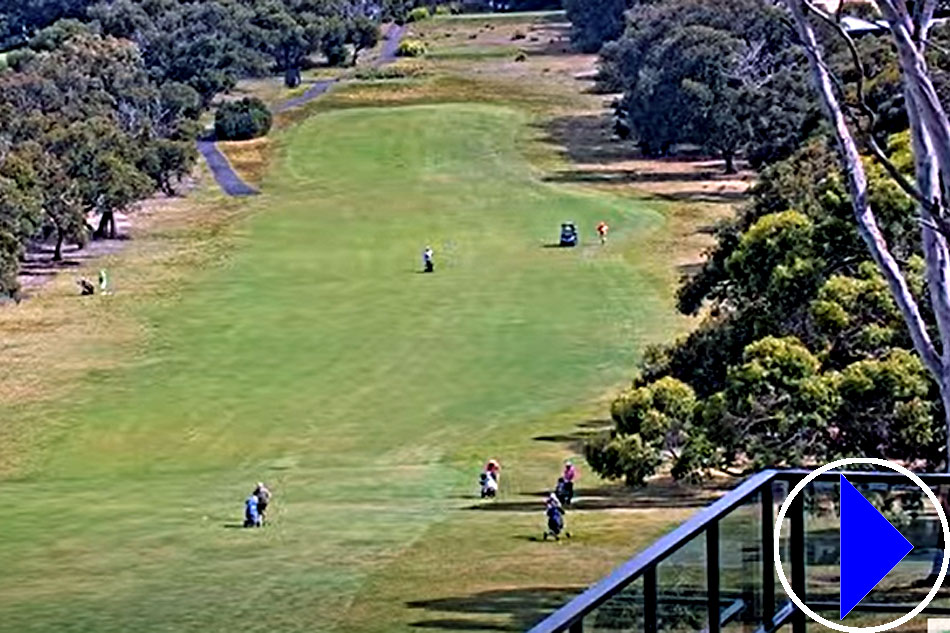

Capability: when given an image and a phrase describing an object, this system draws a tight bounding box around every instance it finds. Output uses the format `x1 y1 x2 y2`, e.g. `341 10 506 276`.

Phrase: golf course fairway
1 102 688 632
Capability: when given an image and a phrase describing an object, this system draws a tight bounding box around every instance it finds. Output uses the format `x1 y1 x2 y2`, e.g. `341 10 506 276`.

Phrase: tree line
0 0 390 297
567 0 950 482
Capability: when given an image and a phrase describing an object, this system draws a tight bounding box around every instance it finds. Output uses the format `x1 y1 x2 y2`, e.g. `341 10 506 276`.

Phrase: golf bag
555 477 574 507
78 279 95 296
480 471 498 498
244 496 262 528
543 505 569 540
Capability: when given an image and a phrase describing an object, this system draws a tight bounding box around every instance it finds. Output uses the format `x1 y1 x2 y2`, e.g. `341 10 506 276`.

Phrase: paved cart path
200 24 406 197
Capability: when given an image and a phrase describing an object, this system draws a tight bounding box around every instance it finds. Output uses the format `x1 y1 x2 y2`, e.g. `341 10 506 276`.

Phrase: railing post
791 483 806 633
708 521 721 633
761 481 775 624
644 565 658 633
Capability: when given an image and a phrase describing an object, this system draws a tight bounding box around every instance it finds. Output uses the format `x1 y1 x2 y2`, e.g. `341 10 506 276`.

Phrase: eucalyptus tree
782 0 950 468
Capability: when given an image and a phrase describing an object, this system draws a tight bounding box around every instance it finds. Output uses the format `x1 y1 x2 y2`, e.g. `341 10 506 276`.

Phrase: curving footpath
199 23 407 197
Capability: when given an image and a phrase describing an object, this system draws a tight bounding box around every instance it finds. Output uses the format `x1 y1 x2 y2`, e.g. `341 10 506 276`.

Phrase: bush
214 97 272 141
396 38 428 58
353 63 426 80
434 4 457 15
511 31 527 40
514 52 527 62
407 7 430 22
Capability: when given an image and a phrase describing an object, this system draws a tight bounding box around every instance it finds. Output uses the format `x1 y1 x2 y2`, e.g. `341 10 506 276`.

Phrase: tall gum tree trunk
783 0 950 469
53 226 64 262
723 150 736 174
96 211 116 239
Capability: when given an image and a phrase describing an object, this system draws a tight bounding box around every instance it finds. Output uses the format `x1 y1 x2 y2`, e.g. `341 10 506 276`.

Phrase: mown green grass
429 44 522 60
433 10 566 22
1 99 692 632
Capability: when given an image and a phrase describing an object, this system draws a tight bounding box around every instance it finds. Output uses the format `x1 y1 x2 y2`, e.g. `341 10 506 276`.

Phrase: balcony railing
528 469 950 633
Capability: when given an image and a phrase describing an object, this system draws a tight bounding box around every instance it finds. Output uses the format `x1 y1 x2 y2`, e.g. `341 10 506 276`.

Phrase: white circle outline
773 458 950 633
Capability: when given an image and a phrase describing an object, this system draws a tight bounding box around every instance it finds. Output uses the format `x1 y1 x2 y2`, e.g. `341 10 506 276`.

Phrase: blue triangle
840 474 914 619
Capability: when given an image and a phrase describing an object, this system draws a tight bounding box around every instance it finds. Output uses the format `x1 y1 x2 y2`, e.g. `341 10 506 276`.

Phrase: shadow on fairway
407 586 584 631
465 480 729 512
532 418 610 446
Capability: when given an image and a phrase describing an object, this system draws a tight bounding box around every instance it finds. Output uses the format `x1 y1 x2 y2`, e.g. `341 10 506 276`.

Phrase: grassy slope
0 19 712 633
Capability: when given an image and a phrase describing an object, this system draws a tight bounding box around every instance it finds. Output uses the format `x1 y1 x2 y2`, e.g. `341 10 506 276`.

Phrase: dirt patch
0 165 247 477
13 177 200 301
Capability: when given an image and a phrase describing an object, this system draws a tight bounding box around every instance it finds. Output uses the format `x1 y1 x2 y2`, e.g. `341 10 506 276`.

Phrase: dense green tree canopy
599 0 817 169
215 97 273 141
563 0 634 54
588 131 947 485
0 26 199 294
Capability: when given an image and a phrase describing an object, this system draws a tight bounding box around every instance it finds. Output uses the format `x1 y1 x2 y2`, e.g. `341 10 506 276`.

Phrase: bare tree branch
878 0 950 191
914 0 939 43
785 0 943 377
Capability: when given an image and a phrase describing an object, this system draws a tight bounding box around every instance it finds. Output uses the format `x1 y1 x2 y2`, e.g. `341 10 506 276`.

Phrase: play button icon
775 458 950 633
840 474 914 619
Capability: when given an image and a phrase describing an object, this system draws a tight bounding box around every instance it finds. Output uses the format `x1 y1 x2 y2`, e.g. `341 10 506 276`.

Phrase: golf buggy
559 222 578 247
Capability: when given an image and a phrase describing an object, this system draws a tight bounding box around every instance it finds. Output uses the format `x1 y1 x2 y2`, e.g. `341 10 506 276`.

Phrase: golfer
423 246 434 273
254 482 272 523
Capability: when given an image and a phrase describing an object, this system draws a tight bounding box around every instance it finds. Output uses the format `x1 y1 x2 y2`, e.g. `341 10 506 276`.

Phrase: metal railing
527 469 950 633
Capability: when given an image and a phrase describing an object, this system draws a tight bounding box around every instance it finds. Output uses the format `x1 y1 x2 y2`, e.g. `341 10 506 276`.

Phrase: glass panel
804 478 837 607
586 577 644 633
657 532 707 633
773 479 790 610
801 476 943 629
720 492 763 633
575 475 950 633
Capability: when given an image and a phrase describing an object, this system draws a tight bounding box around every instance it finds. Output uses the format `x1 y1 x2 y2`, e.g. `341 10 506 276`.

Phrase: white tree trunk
783 0 950 467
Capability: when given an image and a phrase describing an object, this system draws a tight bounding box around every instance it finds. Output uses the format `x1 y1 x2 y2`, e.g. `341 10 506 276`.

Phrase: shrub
396 38 428 57
214 97 272 141
434 4 455 15
511 31 527 40
514 52 527 62
407 7 430 22
353 63 426 80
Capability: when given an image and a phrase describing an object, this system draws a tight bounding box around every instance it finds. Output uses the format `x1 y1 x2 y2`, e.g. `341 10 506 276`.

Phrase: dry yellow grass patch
217 137 273 188
0 169 249 478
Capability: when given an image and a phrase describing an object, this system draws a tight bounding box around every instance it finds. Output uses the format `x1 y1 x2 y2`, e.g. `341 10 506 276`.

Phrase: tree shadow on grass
532 418 610 453
465 478 732 513
576 418 612 429
407 586 584 631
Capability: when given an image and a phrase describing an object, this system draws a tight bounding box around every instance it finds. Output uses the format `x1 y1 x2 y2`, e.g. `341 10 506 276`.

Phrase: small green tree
396 38 427 58
321 16 349 66
349 15 380 66
214 98 273 141
407 7 430 22
563 0 631 54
